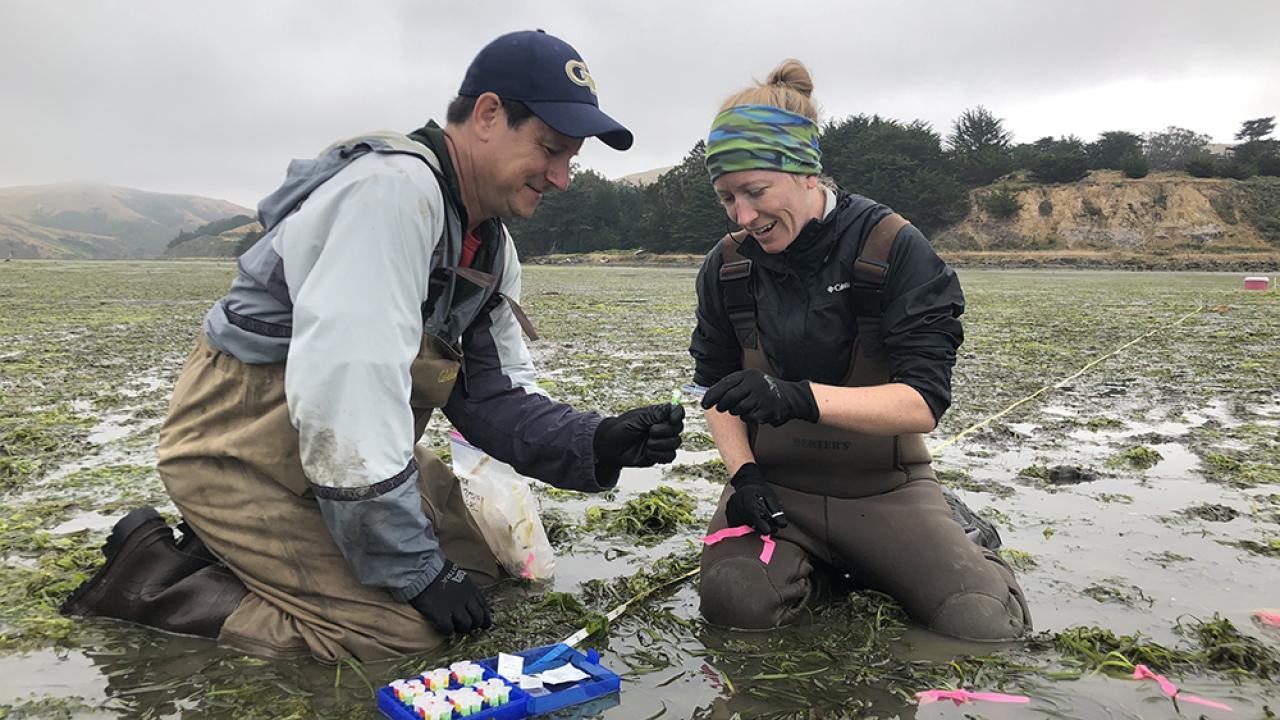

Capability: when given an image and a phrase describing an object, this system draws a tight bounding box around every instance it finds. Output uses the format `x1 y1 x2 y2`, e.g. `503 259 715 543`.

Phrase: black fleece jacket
689 191 965 423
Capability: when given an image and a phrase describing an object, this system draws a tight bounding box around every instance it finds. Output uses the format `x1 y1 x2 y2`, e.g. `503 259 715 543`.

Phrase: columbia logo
827 282 851 294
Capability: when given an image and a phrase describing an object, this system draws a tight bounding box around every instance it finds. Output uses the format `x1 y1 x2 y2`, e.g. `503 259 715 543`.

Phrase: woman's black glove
701 369 818 427
594 403 685 468
409 560 491 635
725 463 788 535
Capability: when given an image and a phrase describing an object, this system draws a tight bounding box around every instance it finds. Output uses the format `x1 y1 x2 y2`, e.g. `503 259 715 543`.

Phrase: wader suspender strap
717 211 910 364
447 266 540 342
852 213 909 353
718 231 758 350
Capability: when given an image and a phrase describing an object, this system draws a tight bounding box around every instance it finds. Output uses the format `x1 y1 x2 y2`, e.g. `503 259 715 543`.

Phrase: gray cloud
2 0 1276 207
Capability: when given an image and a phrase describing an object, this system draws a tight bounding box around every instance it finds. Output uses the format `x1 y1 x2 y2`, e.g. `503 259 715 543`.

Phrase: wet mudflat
0 260 1277 719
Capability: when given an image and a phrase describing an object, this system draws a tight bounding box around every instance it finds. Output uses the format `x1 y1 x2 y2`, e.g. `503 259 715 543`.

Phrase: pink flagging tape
702 525 775 565
1132 665 1178 696
1180 695 1235 712
701 525 753 545
1131 664 1232 712
916 689 1030 706
521 552 535 579
759 535 775 564
1254 610 1280 627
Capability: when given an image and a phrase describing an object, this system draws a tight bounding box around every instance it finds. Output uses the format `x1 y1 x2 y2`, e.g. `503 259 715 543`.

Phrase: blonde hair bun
719 59 819 122
765 59 814 98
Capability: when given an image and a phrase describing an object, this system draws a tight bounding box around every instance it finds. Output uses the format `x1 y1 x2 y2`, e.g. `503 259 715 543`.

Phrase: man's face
484 113 583 219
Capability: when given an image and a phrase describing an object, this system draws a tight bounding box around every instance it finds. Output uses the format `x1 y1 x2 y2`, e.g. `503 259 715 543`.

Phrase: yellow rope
929 305 1205 455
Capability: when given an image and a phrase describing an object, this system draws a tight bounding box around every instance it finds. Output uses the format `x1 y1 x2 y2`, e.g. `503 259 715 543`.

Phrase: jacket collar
407 120 470 232
407 120 510 250
739 190 875 276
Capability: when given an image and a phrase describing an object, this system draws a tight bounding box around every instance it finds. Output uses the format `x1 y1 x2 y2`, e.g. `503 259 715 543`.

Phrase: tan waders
146 335 502 662
699 215 1031 641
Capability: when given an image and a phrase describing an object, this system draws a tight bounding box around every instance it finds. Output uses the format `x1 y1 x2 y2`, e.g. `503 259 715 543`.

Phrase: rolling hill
0 182 251 259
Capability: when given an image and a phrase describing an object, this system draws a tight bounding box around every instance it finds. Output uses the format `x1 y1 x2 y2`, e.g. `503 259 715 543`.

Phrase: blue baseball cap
459 30 633 151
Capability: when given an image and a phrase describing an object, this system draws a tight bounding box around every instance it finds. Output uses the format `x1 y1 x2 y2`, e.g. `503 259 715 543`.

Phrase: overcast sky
3 0 1277 208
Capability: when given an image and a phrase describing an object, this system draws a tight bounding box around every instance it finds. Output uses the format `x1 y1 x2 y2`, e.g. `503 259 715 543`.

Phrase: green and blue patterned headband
705 104 822 181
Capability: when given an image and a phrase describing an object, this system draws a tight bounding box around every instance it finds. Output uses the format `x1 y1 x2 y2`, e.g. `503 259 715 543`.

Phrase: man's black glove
701 369 819 427
409 560 491 635
594 403 685 468
725 463 788 535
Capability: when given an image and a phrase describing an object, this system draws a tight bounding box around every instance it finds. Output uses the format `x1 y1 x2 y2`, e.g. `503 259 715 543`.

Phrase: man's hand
409 560 491 635
725 463 788 535
594 403 685 467
701 369 819 427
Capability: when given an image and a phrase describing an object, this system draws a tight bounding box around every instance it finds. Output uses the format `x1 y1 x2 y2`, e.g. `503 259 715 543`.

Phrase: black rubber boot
940 487 1003 551
61 507 247 639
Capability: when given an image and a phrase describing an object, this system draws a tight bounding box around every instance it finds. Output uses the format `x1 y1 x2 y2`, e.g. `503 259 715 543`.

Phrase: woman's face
712 170 822 254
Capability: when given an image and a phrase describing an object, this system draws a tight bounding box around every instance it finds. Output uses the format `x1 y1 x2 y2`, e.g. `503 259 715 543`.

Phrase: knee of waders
699 556 790 630
928 591 1028 641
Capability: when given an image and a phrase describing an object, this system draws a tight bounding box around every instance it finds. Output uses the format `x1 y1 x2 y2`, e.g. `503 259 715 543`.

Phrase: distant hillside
0 182 251 259
934 172 1280 254
165 217 263 258
617 166 673 187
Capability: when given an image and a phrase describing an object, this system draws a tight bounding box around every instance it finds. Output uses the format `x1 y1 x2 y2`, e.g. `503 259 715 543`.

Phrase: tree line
166 214 255 250
505 112 1279 255
197 112 1277 257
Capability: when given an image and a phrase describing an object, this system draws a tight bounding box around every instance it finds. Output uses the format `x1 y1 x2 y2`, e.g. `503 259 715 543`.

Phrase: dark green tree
946 106 1014 185
1215 158 1256 180
235 228 265 255
1145 126 1211 171
1087 131 1144 170
1185 156 1216 178
637 141 729 253
1120 152 1150 179
168 213 255 250
1026 136 1090 183
506 166 631 255
821 115 968 235
1236 116 1276 143
980 184 1022 219
1232 116 1278 167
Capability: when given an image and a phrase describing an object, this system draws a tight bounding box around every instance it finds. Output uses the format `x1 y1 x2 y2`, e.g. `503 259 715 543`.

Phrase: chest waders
698 214 1032 641
66 135 507 662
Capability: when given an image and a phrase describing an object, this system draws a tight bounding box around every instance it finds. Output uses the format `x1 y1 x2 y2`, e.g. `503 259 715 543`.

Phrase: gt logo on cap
564 60 597 96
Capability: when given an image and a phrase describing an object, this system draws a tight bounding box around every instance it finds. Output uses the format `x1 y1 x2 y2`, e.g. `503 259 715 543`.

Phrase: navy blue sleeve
442 304 613 493
879 225 965 423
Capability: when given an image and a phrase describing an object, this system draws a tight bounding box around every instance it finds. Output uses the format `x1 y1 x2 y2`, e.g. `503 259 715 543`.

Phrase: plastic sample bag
449 430 555 580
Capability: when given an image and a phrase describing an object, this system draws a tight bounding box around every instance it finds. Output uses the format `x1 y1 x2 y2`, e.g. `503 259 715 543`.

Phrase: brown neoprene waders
152 334 503 661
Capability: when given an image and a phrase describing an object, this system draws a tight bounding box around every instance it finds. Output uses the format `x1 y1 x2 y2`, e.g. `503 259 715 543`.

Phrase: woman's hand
701 369 819 427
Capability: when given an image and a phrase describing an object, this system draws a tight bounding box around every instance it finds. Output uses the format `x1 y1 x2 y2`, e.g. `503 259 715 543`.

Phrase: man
62 30 684 662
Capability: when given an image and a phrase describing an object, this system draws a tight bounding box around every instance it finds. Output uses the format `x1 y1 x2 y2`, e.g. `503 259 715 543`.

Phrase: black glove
594 403 685 468
701 369 819 427
408 560 491 635
725 463 788 535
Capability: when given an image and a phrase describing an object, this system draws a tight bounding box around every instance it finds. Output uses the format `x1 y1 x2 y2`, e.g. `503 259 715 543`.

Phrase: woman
690 60 1030 640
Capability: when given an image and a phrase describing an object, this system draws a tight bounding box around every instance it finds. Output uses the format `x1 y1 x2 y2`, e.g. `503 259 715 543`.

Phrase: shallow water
1 262 1277 718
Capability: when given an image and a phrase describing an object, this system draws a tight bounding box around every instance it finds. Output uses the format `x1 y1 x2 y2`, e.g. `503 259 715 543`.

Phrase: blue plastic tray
479 644 621 716
377 645 620 719
376 665 530 720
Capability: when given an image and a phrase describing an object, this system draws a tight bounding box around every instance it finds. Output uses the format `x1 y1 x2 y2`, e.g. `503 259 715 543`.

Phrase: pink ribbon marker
1131 665 1232 712
702 525 775 565
759 534 776 564
1254 610 1280 628
916 689 1030 706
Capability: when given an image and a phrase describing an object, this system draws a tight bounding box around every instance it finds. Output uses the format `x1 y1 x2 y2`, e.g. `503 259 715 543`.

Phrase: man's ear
471 92 504 141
